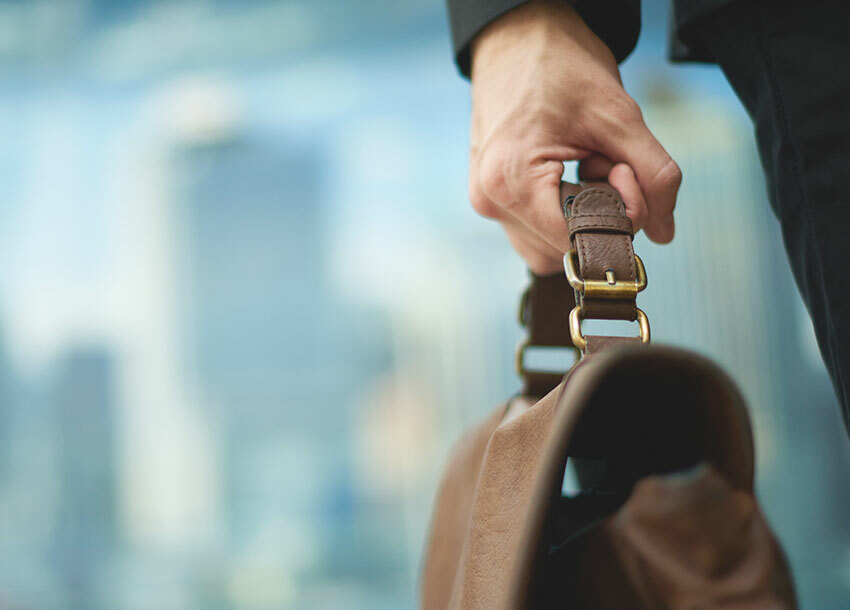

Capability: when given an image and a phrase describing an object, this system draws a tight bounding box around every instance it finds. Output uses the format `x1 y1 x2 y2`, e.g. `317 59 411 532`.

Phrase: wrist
471 0 615 80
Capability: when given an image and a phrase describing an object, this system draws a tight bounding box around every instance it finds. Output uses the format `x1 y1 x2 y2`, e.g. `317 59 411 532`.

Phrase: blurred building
168 127 398 606
49 348 118 608
0 329 10 484
0 1 846 609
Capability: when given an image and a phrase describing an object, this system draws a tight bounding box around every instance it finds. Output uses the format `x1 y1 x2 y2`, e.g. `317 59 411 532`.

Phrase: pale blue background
0 0 847 608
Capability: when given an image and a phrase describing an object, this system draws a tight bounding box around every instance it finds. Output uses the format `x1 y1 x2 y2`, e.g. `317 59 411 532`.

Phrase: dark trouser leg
690 0 850 435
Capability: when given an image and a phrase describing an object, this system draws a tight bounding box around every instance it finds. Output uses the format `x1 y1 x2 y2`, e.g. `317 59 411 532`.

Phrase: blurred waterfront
0 0 847 608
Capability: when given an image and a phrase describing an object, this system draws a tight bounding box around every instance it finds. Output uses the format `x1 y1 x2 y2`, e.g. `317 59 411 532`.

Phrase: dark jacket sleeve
447 0 642 78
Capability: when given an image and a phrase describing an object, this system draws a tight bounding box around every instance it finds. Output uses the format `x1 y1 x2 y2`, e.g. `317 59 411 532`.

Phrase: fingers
577 154 612 181
470 152 572 273
474 146 575 250
502 218 565 274
471 148 653 276
578 156 648 232
607 163 648 232
468 150 504 221
594 99 682 243
469 91 681 278
508 159 574 255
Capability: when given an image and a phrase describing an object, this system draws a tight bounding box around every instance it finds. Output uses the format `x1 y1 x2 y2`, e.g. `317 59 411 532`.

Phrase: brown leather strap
567 214 633 239
523 371 567 399
518 272 576 397
519 272 575 347
565 184 638 322
584 335 643 355
518 183 644 395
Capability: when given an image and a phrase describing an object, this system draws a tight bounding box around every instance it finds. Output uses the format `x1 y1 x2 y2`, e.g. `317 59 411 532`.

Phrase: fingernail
661 214 675 240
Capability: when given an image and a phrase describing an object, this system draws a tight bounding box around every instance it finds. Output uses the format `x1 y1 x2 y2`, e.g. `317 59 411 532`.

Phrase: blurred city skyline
0 0 847 609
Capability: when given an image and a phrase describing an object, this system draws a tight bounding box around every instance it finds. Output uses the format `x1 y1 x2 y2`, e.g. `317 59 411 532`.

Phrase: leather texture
585 334 643 354
574 464 797 609
421 347 798 610
520 272 576 349
518 182 642 398
421 184 795 609
421 406 505 610
518 271 577 397
565 183 639 323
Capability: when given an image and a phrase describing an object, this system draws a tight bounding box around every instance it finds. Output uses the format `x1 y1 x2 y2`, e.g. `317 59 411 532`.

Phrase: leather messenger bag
421 184 798 609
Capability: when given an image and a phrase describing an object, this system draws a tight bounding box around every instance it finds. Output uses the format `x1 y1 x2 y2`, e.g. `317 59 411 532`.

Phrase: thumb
597 103 682 243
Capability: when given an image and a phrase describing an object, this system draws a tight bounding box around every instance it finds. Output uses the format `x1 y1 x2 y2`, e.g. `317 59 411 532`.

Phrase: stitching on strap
568 216 634 236
571 188 636 281
572 189 627 217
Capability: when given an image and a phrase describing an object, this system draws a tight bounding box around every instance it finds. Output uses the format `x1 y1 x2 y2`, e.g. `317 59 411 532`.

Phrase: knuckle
604 94 643 127
478 147 527 213
478 154 508 201
631 206 648 230
584 92 644 139
618 96 644 123
469 184 499 219
655 159 683 192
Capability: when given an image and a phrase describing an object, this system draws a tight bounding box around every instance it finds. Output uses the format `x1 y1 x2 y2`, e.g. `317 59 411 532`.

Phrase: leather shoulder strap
517 272 577 398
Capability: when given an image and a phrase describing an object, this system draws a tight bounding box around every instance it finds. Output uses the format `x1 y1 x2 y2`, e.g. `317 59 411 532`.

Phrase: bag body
421 185 797 609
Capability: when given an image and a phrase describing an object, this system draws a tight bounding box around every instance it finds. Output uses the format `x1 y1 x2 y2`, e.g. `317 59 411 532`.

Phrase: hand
469 0 681 274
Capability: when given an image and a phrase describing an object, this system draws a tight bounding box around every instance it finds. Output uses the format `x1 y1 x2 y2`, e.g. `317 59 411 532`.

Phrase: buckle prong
564 249 647 299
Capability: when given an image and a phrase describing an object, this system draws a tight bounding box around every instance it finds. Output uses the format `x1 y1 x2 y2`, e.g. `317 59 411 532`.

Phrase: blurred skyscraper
0 1 846 609
50 348 117 608
168 128 400 607
0 329 10 484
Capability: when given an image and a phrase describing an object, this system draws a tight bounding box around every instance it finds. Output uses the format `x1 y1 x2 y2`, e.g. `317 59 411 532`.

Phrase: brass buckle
568 306 650 352
514 340 528 375
563 249 647 299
